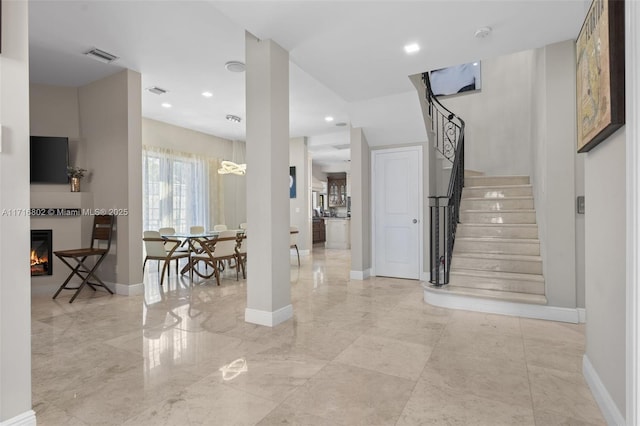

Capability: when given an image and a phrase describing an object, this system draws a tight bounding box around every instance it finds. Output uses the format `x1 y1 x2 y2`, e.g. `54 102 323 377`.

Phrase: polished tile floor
32 247 606 425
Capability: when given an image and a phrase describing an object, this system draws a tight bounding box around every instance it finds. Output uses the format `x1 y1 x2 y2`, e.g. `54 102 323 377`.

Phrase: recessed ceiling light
404 43 420 54
225 61 246 73
474 27 492 38
226 114 242 123
161 102 172 108
202 91 213 98
84 48 119 64
325 116 334 122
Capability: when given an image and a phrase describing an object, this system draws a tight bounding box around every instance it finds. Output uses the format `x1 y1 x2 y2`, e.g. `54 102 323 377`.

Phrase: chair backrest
143 230 167 257
214 230 238 258
236 231 247 255
239 222 248 230
213 224 228 232
159 227 176 236
290 226 299 247
190 225 205 234
92 215 115 250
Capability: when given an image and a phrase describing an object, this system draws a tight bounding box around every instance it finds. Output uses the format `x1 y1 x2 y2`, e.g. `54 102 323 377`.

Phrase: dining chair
290 226 300 267
143 230 190 286
191 230 240 285
53 215 115 303
158 227 189 254
239 222 248 230
213 224 228 231
236 231 247 279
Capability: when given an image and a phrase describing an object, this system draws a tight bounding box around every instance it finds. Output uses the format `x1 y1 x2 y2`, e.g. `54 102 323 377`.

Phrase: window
142 146 211 233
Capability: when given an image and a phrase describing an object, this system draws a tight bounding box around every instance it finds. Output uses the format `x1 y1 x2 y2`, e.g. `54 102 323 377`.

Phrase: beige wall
350 127 371 275
584 129 626 415
289 137 311 251
78 69 143 289
529 40 578 308
142 118 247 229
438 50 534 176
0 0 33 421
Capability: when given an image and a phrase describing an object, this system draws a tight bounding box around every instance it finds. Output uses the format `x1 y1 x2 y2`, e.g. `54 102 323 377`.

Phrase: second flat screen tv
30 136 69 184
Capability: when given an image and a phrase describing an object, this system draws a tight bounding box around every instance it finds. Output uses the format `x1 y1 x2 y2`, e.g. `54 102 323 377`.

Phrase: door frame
370 145 424 279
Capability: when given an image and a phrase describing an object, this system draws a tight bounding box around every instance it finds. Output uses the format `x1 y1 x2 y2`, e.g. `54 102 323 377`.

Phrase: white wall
438 50 534 176
584 129 627 416
0 0 34 422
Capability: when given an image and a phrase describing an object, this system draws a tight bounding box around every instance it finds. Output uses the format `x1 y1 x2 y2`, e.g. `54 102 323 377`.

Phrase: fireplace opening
31 229 53 276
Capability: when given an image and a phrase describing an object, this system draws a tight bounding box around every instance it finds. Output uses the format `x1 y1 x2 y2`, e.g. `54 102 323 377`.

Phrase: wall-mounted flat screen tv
30 136 69 184
429 61 482 97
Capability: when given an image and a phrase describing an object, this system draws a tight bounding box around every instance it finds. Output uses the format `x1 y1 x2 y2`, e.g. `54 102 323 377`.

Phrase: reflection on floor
32 247 605 425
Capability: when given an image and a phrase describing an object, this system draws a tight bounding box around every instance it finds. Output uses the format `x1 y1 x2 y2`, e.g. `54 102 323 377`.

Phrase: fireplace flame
30 249 48 266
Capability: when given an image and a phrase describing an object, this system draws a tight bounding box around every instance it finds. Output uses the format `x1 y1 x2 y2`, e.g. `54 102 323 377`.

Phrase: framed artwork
289 166 296 199
576 0 625 153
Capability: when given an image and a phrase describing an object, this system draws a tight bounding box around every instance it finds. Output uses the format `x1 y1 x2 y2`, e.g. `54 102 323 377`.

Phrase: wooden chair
190 230 240 285
213 224 228 231
53 215 115 303
236 231 247 278
143 231 191 286
290 226 300 267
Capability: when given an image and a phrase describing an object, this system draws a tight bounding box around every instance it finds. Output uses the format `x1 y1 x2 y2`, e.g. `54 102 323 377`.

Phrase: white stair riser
460 198 534 211
460 211 537 224
438 286 548 305
455 240 540 256
456 225 539 239
448 273 545 294
463 186 533 198
451 256 543 274
465 176 530 186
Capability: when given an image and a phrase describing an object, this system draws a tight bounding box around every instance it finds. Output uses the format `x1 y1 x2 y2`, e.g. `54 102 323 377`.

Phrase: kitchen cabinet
328 175 347 207
325 218 350 249
313 218 326 243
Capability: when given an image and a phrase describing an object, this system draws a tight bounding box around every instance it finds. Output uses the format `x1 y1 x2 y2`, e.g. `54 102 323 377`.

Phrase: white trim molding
0 410 36 426
245 304 293 327
627 0 640 423
578 308 587 323
584 355 626 426
113 282 144 296
350 269 371 280
423 285 581 323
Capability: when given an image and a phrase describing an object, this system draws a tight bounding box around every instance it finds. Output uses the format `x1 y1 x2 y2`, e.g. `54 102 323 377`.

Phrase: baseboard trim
114 282 144 296
423 285 580 323
350 269 371 280
583 354 626 426
0 410 36 426
577 308 587 323
245 304 293 327
298 249 310 256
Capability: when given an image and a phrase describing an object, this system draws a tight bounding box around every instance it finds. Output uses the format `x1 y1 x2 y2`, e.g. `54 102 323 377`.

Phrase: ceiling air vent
146 86 168 95
84 48 119 64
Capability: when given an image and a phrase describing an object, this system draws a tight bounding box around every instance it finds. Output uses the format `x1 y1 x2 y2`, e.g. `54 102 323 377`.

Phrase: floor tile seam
519 317 540 426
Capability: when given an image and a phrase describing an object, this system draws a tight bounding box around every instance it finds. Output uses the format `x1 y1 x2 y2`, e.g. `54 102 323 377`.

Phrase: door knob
412 219 418 224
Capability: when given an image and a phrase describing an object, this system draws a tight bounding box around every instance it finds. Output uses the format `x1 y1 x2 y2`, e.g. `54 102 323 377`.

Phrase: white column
244 32 292 327
0 0 36 424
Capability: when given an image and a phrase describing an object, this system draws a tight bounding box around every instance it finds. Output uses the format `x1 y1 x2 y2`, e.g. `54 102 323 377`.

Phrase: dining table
164 230 245 282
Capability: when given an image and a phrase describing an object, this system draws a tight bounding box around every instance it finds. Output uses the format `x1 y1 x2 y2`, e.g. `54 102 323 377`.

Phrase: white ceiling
29 0 587 170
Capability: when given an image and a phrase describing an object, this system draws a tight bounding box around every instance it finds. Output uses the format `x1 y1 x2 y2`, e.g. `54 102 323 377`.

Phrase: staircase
445 174 546 304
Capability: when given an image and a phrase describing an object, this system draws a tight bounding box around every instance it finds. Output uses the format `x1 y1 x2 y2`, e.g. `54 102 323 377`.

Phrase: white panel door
373 146 422 279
